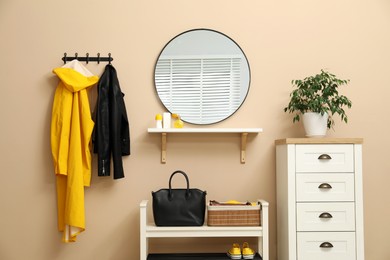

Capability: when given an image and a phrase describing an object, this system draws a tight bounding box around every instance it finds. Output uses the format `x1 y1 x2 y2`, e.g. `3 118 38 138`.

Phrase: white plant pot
302 112 328 137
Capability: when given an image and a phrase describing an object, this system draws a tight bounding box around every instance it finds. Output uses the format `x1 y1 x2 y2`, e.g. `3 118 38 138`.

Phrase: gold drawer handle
319 212 333 219
318 183 332 189
318 154 332 160
319 242 334 248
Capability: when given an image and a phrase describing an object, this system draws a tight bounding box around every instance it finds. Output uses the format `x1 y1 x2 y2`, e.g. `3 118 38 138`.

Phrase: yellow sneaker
227 243 242 259
242 242 255 259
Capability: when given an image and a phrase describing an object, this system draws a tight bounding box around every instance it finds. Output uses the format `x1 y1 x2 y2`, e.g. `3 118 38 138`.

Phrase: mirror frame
154 28 251 125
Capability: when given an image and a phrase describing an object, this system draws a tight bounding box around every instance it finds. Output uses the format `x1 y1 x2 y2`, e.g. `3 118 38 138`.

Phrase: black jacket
93 64 130 179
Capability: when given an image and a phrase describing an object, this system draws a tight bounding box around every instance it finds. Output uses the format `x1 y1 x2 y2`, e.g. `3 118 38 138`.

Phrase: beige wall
1 0 389 259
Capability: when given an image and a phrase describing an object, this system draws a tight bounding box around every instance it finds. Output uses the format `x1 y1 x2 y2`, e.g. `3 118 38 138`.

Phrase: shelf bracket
241 133 248 164
161 133 167 164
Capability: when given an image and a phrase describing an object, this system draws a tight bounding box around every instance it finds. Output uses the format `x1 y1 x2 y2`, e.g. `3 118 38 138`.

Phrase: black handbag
152 170 207 226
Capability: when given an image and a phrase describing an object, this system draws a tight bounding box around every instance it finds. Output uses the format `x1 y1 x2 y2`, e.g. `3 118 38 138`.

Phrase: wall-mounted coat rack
62 52 113 64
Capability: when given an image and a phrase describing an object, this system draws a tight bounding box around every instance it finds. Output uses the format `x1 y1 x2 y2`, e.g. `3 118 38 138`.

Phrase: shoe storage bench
140 200 269 260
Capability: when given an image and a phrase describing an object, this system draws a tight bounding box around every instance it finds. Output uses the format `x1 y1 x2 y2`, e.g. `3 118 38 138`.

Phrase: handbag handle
168 170 190 199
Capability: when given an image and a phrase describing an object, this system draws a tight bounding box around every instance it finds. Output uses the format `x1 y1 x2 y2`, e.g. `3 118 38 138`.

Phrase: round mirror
154 29 251 125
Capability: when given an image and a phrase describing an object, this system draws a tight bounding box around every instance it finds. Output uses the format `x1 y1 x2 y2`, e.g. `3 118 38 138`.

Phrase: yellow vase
174 119 184 128
172 113 184 128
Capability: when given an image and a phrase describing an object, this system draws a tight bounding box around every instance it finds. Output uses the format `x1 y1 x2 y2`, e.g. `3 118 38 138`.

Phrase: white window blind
155 55 242 124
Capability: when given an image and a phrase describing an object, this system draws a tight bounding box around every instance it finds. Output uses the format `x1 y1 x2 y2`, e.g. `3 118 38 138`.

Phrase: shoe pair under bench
227 242 255 259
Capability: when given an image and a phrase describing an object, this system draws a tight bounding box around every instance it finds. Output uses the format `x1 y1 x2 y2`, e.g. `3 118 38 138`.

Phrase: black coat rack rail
62 52 113 64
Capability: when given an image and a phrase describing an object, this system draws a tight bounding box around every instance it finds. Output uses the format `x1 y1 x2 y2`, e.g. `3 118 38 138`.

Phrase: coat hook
97 53 100 64
75 53 78 60
86 53 89 64
63 52 67 64
108 53 112 65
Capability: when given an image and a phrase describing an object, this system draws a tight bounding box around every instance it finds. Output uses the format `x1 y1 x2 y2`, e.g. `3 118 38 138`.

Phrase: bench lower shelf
147 253 262 260
140 200 269 260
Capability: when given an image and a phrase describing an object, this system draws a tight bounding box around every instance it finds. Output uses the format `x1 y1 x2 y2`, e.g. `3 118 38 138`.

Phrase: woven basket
207 202 261 226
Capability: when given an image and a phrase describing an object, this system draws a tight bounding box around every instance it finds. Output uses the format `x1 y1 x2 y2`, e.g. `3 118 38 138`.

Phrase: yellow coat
51 61 98 242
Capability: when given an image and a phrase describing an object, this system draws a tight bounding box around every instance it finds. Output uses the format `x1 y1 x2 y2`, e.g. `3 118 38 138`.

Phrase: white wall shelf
140 199 269 260
147 128 263 164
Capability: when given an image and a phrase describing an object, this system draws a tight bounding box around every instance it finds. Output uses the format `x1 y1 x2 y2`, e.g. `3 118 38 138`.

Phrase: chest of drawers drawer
296 173 355 202
297 232 356 260
296 202 355 231
296 144 354 173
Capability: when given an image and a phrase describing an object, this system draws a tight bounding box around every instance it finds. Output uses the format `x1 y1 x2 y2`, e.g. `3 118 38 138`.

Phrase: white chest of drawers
275 138 364 260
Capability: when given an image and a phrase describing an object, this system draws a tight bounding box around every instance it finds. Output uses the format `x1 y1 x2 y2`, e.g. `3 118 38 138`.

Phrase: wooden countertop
275 138 363 145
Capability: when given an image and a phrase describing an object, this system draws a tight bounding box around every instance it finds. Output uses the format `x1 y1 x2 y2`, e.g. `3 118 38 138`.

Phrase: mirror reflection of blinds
155 56 242 124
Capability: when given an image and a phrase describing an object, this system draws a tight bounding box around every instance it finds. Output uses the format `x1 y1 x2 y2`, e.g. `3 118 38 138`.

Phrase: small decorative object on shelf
155 114 162 129
284 69 352 137
172 114 184 128
163 112 171 128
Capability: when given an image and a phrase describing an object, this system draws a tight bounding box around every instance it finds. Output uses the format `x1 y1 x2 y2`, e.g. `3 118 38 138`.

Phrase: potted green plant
284 69 352 137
